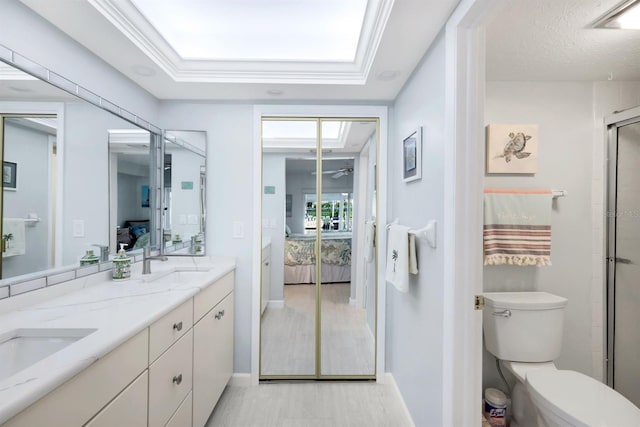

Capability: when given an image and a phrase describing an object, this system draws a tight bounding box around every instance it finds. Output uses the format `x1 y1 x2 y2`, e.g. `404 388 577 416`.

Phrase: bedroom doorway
259 117 378 379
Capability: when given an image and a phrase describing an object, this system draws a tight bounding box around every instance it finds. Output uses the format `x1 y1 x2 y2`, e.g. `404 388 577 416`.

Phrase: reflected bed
284 233 352 284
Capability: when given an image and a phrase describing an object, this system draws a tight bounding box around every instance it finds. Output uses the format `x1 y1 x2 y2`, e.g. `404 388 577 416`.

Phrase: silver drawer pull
492 310 511 318
172 374 183 385
173 321 183 331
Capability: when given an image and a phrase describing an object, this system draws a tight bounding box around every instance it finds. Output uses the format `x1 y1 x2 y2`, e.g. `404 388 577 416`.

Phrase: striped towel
483 189 552 266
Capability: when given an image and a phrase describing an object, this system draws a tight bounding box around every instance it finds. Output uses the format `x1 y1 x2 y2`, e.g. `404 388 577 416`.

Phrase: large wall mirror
0 53 160 283
162 130 206 255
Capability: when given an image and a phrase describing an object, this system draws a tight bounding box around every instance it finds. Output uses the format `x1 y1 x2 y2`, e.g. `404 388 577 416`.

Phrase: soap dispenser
112 244 131 281
80 249 100 266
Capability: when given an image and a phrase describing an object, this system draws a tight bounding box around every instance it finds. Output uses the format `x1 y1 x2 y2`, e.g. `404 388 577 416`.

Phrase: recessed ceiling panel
130 0 367 62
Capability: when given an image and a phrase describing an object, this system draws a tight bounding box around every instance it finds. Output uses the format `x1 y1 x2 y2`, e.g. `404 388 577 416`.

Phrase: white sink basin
0 328 97 381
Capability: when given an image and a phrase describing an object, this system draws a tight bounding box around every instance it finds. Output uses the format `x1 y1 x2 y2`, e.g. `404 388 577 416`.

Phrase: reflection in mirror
108 129 152 253
260 118 377 378
1 116 56 278
162 130 206 255
0 58 159 284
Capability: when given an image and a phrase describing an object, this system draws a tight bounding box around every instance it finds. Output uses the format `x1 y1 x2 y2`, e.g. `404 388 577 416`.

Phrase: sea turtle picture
496 131 532 163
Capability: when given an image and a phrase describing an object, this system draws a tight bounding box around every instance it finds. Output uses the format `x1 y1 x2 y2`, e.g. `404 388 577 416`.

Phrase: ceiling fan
311 165 354 179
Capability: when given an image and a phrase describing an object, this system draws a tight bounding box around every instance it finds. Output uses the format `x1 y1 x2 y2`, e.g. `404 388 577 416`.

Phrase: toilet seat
526 369 640 426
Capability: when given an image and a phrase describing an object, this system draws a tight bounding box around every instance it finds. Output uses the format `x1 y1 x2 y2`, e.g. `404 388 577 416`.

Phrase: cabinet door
85 370 148 427
193 292 234 427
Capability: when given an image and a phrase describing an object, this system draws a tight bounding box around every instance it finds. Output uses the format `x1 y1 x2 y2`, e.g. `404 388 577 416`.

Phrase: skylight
130 0 368 61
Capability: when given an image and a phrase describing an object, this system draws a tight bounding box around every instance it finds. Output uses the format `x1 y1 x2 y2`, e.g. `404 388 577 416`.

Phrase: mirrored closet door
260 117 378 379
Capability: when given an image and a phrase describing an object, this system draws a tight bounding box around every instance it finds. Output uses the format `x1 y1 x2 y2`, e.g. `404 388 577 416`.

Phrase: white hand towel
408 234 418 275
2 218 26 258
386 224 411 292
364 220 375 263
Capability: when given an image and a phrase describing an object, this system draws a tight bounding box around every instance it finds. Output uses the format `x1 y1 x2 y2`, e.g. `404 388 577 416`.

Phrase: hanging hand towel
484 189 552 266
364 220 375 263
386 224 412 292
408 234 418 275
2 218 26 258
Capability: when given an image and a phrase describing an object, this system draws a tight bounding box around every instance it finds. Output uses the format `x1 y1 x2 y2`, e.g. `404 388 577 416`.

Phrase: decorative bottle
80 249 100 266
112 244 131 281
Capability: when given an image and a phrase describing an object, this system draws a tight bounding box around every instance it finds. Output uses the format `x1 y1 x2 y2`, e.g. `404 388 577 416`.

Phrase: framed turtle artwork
485 124 538 174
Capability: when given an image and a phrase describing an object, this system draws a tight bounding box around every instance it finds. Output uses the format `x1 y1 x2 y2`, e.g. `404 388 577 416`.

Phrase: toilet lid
526 370 640 426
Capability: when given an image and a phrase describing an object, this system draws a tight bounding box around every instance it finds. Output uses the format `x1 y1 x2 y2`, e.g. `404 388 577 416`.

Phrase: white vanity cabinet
1 267 236 427
261 244 271 315
193 271 234 427
4 329 149 427
85 371 149 427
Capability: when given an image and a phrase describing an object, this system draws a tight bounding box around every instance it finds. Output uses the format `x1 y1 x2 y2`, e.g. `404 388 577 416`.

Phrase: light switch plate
73 220 85 237
233 221 244 238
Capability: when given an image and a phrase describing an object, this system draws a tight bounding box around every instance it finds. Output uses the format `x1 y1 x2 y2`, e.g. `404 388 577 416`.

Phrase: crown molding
89 0 394 84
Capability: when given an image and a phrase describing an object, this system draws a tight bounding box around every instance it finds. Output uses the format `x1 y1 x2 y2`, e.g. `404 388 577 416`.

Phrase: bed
116 219 151 251
284 232 352 284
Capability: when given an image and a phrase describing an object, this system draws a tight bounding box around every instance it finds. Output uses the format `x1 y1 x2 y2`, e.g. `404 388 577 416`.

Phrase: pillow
132 232 150 249
130 225 147 238
126 220 150 229
117 227 132 247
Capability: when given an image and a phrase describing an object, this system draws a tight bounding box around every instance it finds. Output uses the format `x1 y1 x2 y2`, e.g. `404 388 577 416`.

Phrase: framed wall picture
3 161 16 190
402 127 422 183
141 184 150 207
486 124 538 174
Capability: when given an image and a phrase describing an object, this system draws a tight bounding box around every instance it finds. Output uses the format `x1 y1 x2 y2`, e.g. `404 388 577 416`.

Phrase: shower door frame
605 106 640 387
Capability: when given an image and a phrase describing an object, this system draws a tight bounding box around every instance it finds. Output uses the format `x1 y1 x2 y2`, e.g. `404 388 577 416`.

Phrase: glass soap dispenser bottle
112 243 131 281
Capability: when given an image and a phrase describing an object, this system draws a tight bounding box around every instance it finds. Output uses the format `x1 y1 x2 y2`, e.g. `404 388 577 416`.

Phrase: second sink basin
0 328 97 381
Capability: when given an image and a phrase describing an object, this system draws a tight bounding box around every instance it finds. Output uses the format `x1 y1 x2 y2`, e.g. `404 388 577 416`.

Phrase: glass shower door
610 120 640 406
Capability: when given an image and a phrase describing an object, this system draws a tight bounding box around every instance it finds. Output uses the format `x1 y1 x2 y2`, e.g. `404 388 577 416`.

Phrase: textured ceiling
486 0 640 81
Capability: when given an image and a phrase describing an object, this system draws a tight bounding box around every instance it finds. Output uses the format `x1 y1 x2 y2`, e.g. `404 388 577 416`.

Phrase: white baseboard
384 373 416 427
229 373 252 387
268 300 284 309
349 297 357 306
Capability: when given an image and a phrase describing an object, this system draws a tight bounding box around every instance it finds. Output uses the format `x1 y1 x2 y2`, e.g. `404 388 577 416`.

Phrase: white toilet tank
483 292 568 362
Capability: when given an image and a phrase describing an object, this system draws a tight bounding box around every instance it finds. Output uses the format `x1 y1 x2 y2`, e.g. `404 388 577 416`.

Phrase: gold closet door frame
259 116 380 381
0 114 56 279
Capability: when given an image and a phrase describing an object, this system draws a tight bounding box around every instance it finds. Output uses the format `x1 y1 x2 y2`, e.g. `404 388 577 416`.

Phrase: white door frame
442 0 506 425
251 105 388 384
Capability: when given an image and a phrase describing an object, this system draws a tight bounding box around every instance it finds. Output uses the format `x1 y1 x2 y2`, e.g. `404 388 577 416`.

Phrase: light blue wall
158 102 255 372
387 30 447 427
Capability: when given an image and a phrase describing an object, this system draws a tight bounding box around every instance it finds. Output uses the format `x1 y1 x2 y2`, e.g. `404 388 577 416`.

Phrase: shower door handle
616 257 632 264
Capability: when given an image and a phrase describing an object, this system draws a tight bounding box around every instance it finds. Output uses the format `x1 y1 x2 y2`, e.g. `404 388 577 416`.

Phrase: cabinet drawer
5 329 148 427
149 298 193 362
85 370 148 427
165 392 192 427
194 271 234 322
149 329 193 427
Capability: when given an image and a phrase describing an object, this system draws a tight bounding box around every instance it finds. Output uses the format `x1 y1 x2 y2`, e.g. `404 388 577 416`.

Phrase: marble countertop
0 255 235 425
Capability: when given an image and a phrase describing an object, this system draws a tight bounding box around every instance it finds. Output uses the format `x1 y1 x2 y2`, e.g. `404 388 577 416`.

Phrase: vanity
0 256 235 427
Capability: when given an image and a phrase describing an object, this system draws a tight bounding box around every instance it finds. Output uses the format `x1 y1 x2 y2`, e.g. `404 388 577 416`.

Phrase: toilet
483 292 640 427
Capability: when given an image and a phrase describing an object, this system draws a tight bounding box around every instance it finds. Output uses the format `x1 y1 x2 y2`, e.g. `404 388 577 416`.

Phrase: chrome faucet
92 244 109 262
142 246 168 274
